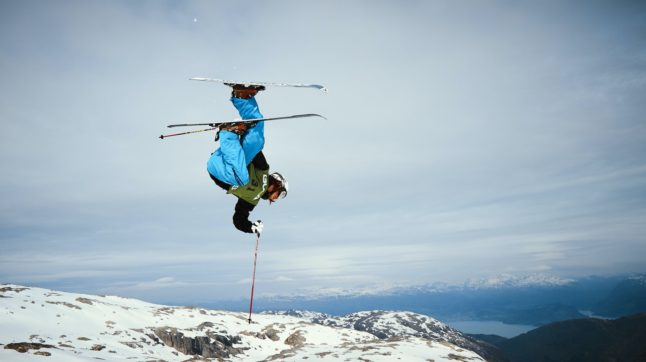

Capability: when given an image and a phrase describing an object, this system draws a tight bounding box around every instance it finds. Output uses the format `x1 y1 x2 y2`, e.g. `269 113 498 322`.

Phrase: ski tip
159 135 164 140
309 113 327 120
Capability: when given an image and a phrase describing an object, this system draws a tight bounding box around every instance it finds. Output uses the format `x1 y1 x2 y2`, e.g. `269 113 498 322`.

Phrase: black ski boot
214 120 258 141
229 84 266 99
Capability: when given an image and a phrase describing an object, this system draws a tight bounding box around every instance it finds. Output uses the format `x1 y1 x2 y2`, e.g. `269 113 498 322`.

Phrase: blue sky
1 0 645 304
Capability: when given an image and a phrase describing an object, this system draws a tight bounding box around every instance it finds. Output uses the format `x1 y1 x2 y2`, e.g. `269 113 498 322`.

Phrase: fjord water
448 320 536 338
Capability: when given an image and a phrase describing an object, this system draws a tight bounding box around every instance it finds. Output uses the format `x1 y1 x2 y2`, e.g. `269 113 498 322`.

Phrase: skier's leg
231 96 265 164
231 96 263 120
242 120 265 164
206 131 249 187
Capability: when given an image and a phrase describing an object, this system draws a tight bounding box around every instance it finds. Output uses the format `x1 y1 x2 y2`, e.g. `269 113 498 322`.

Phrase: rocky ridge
266 309 505 361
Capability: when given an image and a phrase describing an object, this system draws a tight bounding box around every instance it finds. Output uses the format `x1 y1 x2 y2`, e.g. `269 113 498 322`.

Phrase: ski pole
248 232 261 324
159 127 217 139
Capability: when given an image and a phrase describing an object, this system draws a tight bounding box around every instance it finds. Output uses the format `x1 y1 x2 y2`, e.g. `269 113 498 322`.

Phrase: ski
189 77 328 92
167 113 326 128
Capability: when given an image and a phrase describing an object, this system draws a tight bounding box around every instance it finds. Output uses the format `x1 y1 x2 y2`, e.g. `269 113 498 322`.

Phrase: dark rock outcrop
153 327 242 359
4 342 56 353
284 331 306 348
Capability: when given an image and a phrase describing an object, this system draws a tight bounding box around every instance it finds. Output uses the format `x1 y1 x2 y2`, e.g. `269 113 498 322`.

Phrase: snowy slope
0 285 485 361
266 310 497 360
266 310 468 341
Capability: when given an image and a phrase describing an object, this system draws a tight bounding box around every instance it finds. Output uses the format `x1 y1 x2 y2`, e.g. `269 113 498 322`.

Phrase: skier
207 85 289 235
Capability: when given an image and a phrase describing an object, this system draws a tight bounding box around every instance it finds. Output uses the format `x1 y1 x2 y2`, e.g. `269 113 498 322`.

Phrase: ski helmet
270 172 288 199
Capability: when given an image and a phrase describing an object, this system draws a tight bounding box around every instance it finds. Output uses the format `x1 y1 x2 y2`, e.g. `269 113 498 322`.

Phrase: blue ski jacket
206 97 265 186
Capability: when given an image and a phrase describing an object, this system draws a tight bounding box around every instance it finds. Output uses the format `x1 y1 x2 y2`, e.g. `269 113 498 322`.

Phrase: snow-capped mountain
628 273 646 284
266 310 503 361
0 284 485 361
265 310 466 341
462 274 575 290
262 274 577 302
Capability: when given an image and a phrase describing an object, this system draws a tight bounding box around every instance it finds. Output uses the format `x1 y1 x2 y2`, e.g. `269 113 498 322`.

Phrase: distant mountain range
462 274 575 289
214 273 646 327
594 275 646 317
268 273 580 299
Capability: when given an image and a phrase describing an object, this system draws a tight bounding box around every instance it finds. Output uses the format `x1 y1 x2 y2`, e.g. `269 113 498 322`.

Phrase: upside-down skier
206 85 289 235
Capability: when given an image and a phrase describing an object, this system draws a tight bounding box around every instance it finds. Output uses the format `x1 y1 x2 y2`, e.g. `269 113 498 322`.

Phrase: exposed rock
447 353 478 361
196 321 214 330
0 287 29 298
263 328 281 341
46 301 82 310
207 332 242 347
75 297 94 305
29 334 45 343
284 331 306 348
154 307 175 316
120 341 143 349
0 286 29 295
239 330 269 340
91 344 106 351
260 324 283 341
153 327 242 358
4 342 56 353
265 349 299 361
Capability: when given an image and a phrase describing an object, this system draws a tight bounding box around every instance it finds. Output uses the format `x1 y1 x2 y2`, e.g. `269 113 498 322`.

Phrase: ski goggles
270 172 288 199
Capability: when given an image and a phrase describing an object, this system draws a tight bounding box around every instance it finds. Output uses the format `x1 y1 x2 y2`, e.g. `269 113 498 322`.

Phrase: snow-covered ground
0 284 485 361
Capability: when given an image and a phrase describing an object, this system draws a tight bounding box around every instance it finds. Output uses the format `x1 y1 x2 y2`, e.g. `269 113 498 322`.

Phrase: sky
1 0 645 305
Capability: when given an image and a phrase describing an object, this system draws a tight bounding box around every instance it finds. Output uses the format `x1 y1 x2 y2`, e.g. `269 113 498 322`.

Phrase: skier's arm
233 199 256 233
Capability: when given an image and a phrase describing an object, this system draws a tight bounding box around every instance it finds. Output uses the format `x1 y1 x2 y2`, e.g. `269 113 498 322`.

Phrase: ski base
190 77 327 92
